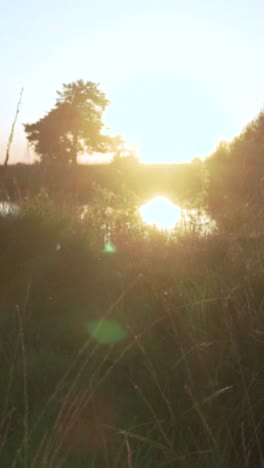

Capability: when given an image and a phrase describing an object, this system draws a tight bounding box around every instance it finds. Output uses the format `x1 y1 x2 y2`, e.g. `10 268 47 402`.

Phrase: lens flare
104 241 116 253
88 319 126 344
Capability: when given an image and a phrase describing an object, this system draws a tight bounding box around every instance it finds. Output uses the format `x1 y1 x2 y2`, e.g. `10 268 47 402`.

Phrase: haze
1 0 264 163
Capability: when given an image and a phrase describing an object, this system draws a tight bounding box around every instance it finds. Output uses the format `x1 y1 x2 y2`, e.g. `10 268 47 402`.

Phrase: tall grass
0 196 263 467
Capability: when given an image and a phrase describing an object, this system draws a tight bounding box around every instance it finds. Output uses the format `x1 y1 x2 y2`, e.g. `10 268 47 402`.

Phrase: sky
1 0 264 164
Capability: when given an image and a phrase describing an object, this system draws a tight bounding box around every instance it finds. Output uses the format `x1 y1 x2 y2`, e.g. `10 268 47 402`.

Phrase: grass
0 196 264 467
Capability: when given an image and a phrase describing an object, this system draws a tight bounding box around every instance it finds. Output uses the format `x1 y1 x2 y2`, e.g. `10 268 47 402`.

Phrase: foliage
24 80 114 164
206 111 264 231
0 163 203 205
0 198 264 466
5 78 264 466
111 135 140 166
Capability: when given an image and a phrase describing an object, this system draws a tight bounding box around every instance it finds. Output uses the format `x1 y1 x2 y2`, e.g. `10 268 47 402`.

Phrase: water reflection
139 196 215 235
139 196 181 230
0 199 215 236
0 202 19 215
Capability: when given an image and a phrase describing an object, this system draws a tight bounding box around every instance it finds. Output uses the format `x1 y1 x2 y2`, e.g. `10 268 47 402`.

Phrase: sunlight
139 196 181 230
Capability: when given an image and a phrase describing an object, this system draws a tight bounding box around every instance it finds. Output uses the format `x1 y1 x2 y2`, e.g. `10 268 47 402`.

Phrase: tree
111 135 139 168
191 157 203 166
24 80 113 164
205 110 264 233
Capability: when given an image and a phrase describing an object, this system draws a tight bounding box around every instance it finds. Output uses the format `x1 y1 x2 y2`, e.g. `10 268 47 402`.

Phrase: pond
139 196 215 235
0 198 216 237
0 202 19 215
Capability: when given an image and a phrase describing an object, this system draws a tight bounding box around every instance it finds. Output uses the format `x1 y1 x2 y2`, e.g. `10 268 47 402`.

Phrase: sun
139 196 182 230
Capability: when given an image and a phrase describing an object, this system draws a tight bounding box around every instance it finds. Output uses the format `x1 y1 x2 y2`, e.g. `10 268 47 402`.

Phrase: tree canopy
24 80 114 164
205 110 264 231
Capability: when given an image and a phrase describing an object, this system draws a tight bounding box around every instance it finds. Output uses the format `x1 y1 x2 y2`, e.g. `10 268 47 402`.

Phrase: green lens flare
104 242 117 253
88 319 126 344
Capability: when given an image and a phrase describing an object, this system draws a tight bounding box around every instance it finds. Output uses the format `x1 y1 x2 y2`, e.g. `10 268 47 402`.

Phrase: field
0 192 263 467
2 2 264 466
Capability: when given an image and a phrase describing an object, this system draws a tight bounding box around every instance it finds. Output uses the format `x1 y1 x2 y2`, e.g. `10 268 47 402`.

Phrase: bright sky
1 0 264 164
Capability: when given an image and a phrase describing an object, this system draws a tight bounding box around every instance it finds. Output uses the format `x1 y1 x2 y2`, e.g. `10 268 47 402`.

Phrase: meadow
2 3 264 465
0 185 263 468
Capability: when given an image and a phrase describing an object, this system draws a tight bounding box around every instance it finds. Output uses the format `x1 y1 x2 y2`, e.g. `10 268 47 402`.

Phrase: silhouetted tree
24 80 113 164
206 110 264 231
111 136 139 168
191 157 203 166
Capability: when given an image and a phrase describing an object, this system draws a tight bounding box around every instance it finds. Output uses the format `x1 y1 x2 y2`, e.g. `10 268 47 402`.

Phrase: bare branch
4 88 24 167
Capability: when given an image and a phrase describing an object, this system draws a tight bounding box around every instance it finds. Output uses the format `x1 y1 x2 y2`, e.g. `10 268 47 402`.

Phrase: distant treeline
0 162 202 204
